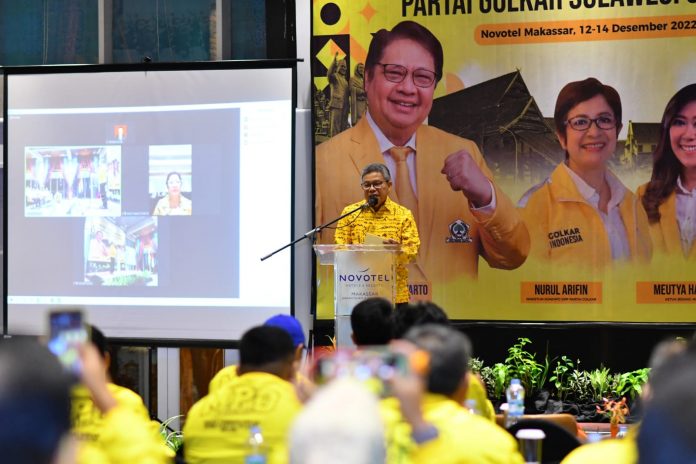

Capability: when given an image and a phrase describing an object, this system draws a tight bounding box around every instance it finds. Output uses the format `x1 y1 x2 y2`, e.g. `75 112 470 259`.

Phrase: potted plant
471 337 649 423
596 397 629 437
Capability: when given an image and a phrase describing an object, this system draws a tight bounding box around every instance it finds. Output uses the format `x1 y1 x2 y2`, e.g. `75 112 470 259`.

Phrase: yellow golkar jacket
519 164 651 271
636 184 696 260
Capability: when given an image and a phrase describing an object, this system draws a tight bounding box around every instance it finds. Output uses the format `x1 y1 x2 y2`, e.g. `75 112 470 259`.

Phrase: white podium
313 244 399 347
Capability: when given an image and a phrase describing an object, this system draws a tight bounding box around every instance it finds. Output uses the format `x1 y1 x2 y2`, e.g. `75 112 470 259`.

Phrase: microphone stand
260 202 369 261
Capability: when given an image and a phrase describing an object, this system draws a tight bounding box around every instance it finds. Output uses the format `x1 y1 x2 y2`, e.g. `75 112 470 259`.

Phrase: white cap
515 429 546 440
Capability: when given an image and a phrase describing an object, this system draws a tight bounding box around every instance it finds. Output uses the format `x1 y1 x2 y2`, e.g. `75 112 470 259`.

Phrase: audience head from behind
87 324 107 359
403 324 471 402
185 326 304 464
392 301 450 339
639 337 687 403
562 337 691 464
86 324 115 376
637 349 696 463
351 297 394 346
207 316 307 397
648 337 687 371
290 378 385 464
264 314 305 348
238 325 297 381
0 337 73 464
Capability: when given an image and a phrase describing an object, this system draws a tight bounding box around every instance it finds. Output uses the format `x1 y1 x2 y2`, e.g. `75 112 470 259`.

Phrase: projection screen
4 62 295 341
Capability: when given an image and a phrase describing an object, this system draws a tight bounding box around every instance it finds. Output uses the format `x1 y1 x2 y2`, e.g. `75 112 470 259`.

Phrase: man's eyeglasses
361 180 387 190
565 115 617 131
377 63 437 88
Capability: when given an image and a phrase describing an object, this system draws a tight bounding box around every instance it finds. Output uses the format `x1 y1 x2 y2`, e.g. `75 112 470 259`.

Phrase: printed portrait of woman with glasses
518 77 652 270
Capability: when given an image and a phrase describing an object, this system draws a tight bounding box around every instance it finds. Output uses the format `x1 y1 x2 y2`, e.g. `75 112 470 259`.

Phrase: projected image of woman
638 84 696 260
153 171 192 216
518 77 651 270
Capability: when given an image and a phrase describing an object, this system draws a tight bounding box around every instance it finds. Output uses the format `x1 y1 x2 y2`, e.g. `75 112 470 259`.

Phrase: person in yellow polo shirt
335 163 420 304
71 325 161 449
381 324 523 464
519 77 651 270
208 314 309 399
184 326 302 464
0 337 170 464
75 341 173 464
561 428 638 464
392 301 496 422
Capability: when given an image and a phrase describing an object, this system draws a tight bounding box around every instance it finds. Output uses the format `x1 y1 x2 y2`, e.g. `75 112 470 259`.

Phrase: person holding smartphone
70 324 172 461
382 324 523 463
0 335 171 464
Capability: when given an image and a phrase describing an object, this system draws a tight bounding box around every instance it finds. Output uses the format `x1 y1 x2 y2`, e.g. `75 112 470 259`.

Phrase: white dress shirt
676 176 696 255
564 164 630 261
365 111 496 212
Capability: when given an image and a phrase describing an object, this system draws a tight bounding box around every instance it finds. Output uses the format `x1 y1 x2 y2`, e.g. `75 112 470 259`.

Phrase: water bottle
245 424 267 464
464 399 480 416
506 378 525 427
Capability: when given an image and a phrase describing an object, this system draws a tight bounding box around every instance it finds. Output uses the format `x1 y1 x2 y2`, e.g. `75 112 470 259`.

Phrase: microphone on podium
262 193 378 261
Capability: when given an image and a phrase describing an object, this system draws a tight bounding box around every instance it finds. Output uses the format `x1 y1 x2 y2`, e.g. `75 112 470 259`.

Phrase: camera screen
314 348 409 396
47 310 87 374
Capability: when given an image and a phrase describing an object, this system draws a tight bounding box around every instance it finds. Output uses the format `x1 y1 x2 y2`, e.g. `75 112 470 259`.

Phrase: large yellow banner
312 0 696 322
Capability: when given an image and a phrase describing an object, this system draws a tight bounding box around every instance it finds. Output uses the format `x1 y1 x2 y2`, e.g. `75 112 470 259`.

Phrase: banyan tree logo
446 219 472 243
338 267 390 283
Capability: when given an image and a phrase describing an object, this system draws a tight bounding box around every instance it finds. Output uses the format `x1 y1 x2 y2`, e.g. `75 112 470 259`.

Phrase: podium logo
338 268 391 282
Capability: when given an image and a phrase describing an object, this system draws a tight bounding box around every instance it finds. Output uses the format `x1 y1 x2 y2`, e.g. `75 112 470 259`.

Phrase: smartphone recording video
47 309 88 376
313 347 409 397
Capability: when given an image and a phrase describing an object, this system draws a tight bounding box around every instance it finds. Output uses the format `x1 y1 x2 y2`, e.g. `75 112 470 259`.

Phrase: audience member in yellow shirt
562 427 637 464
184 326 302 464
75 340 172 464
382 324 524 464
71 325 168 462
207 314 316 403
0 337 171 464
392 301 496 422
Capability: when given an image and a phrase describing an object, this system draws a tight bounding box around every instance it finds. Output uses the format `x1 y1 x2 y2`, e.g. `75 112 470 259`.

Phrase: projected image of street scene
149 145 192 216
25 146 122 217
83 216 158 286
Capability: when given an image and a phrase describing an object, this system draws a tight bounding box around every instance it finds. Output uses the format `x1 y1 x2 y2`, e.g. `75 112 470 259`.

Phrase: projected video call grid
10 108 241 298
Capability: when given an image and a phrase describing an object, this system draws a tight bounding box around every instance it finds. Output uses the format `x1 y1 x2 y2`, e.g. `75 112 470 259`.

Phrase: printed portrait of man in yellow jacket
315 21 529 315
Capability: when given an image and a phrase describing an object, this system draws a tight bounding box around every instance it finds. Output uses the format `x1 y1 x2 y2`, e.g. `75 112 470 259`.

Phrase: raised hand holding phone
47 309 89 377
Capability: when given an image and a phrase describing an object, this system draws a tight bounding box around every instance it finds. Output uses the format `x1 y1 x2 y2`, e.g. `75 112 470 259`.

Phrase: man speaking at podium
316 21 529 308
334 163 419 305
